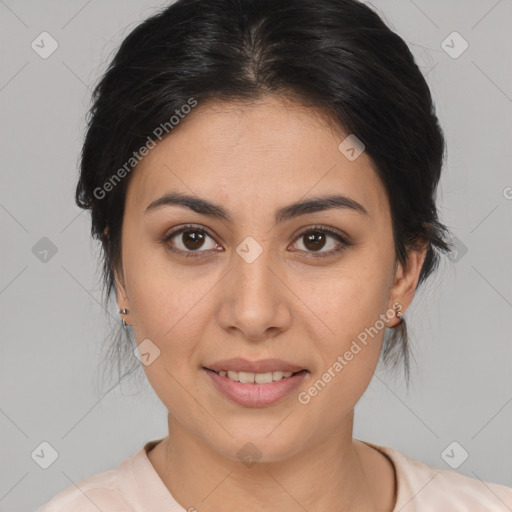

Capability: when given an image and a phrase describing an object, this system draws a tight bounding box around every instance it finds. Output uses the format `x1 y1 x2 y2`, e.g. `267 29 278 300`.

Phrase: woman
36 0 512 510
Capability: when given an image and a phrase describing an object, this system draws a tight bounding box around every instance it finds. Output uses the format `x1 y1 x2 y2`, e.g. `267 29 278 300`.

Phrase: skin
114 95 427 512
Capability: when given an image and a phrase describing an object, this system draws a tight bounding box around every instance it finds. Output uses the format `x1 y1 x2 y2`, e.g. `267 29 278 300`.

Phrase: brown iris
181 230 206 250
303 232 326 251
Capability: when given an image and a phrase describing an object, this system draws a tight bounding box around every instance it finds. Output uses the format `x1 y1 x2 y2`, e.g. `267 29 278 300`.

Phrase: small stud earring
119 308 129 326
392 303 404 326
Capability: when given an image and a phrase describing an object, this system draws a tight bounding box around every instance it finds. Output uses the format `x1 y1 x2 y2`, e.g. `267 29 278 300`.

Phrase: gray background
1 0 511 510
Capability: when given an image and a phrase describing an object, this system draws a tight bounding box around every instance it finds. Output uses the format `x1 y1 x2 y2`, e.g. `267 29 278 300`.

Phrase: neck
147 410 388 512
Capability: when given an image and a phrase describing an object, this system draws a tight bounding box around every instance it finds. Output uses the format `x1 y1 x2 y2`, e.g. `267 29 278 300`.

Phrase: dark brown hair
76 0 453 390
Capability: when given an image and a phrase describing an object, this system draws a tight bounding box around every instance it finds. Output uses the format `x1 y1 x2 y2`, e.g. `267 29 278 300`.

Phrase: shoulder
35 440 170 511
34 465 132 512
374 442 512 511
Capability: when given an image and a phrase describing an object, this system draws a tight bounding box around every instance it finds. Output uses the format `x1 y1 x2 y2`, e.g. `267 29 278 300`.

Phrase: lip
204 367 309 407
204 357 306 373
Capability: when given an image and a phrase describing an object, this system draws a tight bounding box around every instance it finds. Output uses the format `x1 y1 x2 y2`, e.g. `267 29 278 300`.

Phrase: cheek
124 254 220 373
129 275 205 345
125 266 211 414
301 250 394 394
308 250 394 340
122 236 197 333
298 285 390 422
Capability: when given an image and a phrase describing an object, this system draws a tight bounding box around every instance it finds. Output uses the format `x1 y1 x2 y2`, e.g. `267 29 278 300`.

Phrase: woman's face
115 96 424 462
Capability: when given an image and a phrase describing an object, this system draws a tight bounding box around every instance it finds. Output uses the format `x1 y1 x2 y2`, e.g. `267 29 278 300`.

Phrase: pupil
304 232 325 251
183 230 204 250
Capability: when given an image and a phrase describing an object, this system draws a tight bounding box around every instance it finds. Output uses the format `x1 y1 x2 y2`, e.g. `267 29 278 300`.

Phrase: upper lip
204 358 307 373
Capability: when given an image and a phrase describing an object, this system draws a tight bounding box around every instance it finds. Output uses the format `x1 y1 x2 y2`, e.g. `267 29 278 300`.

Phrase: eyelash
162 224 352 259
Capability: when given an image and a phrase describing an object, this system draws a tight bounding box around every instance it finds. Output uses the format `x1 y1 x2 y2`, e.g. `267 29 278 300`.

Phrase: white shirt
35 438 512 511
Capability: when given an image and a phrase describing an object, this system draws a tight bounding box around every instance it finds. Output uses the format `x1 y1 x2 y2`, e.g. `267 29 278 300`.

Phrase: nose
217 240 292 342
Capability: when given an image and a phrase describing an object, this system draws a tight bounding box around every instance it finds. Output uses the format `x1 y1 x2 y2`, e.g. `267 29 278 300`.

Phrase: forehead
125 97 390 222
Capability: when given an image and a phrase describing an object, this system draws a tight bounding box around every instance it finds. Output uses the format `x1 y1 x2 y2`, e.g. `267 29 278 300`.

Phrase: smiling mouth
204 368 308 384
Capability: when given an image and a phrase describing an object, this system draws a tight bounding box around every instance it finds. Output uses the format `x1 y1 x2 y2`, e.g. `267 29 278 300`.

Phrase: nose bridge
233 234 276 302
219 234 290 338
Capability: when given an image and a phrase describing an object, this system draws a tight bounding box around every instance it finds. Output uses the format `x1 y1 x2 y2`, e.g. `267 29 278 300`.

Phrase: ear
114 266 131 325
388 242 428 327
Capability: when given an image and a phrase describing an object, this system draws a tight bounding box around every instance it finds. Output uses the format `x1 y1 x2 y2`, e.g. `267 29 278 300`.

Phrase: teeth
217 370 295 383
238 371 254 383
272 371 284 381
255 372 273 384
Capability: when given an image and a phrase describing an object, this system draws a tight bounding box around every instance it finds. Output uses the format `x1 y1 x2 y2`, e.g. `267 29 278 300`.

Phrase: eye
289 226 351 257
163 224 221 257
162 224 352 259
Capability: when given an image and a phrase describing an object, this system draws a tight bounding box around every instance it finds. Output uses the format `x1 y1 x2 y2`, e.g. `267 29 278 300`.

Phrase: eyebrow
145 191 368 223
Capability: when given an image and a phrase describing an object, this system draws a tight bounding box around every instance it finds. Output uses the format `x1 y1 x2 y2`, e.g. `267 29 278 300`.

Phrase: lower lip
204 368 309 407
